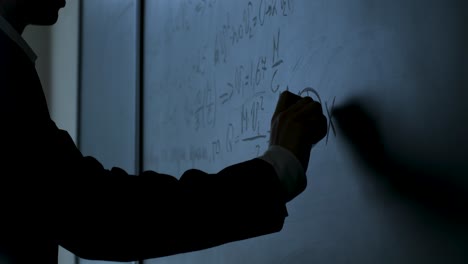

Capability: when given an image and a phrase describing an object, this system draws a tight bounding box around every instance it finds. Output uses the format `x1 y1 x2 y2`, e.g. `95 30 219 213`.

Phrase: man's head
17 0 66 25
0 0 66 33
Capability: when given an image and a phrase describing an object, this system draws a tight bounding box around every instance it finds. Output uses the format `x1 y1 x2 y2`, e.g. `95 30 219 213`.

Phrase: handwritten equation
151 0 337 171
215 0 295 65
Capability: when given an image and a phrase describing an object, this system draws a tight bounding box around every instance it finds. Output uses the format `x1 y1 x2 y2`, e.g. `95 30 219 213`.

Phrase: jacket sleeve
56 148 288 262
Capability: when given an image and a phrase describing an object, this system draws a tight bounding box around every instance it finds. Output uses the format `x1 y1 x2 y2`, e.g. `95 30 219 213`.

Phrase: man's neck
0 3 37 64
0 4 26 34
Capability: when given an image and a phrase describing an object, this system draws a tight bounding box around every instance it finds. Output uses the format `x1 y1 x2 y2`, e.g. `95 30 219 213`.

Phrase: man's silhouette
0 1 327 263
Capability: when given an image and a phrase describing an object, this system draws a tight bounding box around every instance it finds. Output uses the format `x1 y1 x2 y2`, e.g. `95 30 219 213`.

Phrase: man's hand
270 91 328 172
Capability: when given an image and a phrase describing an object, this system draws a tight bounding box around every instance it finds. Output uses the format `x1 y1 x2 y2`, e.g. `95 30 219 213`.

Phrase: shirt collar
0 15 38 64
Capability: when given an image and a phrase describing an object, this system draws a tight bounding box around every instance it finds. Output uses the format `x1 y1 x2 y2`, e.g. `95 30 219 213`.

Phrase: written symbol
325 97 336 144
270 29 284 93
194 0 217 14
226 123 234 153
272 29 283 68
194 83 217 131
255 144 261 157
259 0 294 26
214 31 228 65
299 87 336 145
299 87 322 103
211 139 221 162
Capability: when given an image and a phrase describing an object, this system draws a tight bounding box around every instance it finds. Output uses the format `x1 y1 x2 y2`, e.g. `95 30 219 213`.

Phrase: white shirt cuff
258 145 306 202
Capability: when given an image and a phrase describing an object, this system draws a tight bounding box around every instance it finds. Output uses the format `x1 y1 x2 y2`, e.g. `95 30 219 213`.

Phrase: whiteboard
142 0 468 263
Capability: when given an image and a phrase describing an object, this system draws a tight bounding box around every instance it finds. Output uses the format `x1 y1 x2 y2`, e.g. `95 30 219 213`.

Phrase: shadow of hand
332 100 468 227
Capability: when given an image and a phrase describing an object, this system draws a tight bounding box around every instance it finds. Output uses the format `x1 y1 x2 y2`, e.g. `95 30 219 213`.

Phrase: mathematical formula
151 0 336 171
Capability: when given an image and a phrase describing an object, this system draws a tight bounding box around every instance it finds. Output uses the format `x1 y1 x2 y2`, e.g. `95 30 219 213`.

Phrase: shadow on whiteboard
333 100 468 233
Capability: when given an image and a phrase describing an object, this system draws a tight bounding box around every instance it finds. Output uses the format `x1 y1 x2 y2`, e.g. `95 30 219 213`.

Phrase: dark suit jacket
0 29 287 263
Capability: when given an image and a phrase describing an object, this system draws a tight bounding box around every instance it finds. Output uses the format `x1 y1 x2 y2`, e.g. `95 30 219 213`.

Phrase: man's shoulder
0 29 16 53
0 30 31 68
0 29 44 119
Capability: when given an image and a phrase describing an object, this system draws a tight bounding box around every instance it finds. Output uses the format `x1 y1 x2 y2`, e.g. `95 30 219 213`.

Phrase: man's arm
56 155 287 261
56 90 327 261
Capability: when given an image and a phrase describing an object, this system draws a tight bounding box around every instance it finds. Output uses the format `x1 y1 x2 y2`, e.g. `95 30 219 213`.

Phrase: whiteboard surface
142 1 467 263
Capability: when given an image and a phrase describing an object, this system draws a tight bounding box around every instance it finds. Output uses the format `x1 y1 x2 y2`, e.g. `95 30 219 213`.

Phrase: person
0 0 328 263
